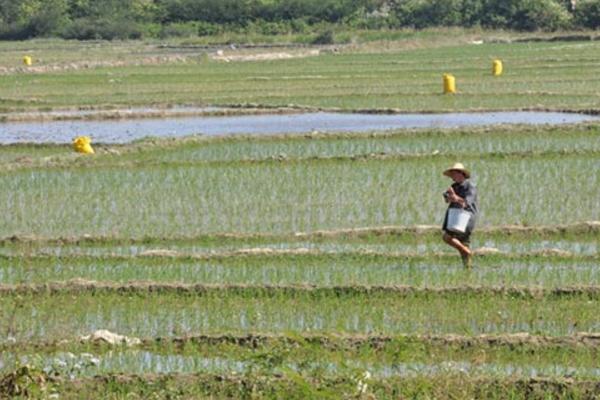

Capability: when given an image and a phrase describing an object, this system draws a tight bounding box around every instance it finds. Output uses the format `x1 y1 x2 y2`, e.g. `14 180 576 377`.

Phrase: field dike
0 105 305 123
2 104 599 123
148 332 600 349
0 102 315 122
0 55 191 76
0 48 328 77
2 280 600 298
3 148 599 174
133 247 589 259
1 248 596 262
5 332 600 352
211 48 322 62
1 221 598 246
5 373 600 399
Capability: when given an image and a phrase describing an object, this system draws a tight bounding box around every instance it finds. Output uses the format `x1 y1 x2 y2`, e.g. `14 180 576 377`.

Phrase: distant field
3 37 600 113
1 35 600 398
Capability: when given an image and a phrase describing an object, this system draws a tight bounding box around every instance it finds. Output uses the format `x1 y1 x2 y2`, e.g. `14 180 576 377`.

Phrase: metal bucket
447 208 471 233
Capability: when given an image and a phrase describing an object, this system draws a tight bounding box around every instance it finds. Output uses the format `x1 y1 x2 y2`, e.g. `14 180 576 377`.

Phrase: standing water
0 111 598 144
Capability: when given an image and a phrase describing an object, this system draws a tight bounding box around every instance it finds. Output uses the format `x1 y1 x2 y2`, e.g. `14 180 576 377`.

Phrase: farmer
442 163 478 268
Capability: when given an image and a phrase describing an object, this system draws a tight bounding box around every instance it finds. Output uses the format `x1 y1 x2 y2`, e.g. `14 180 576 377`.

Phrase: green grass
3 346 600 377
2 292 599 341
5 333 600 375
4 39 600 112
0 144 65 164
19 373 599 400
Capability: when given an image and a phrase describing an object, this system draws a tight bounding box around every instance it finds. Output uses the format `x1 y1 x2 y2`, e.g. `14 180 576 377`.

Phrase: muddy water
1 111 598 144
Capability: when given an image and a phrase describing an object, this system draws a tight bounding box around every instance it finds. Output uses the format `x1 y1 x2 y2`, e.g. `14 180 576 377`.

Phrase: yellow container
443 74 456 94
23 56 32 66
73 136 95 154
492 59 503 76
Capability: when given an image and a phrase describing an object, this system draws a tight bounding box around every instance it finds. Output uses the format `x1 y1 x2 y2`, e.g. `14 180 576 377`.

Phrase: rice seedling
3 348 600 378
0 153 596 237
149 126 600 163
0 253 598 287
32 372 600 399
1 291 598 342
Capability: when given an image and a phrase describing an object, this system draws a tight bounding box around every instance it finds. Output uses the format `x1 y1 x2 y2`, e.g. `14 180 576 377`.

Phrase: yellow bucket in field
73 136 95 154
23 56 32 66
443 74 456 94
492 59 503 76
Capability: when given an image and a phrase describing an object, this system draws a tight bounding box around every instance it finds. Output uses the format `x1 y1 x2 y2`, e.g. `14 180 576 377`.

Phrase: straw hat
443 162 470 178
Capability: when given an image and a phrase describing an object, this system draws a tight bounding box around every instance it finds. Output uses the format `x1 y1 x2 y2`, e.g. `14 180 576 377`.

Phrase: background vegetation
1 0 600 41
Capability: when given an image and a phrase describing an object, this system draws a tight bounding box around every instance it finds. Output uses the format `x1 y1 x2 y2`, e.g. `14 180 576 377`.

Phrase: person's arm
447 187 467 208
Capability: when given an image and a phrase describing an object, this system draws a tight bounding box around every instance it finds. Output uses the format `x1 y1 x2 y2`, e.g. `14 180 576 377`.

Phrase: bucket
492 59 503 76
23 56 32 66
447 208 471 233
443 74 456 94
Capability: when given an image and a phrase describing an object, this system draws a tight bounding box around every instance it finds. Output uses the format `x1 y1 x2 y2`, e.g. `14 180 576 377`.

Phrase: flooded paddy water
2 237 593 258
2 291 599 342
2 350 600 379
1 252 599 288
1 110 598 143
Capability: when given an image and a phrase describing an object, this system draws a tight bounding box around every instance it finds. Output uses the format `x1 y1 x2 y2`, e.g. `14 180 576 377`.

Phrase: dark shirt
448 180 478 215
443 179 478 234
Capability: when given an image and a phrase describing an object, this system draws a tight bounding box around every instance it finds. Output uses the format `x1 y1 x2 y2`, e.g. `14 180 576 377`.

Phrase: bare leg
443 233 471 255
443 233 473 268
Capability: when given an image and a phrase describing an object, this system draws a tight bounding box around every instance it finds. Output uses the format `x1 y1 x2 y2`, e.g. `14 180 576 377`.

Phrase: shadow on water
1 111 598 144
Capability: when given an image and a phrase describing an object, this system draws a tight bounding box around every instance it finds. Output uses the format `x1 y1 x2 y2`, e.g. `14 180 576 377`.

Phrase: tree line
1 0 599 41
